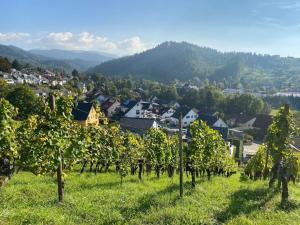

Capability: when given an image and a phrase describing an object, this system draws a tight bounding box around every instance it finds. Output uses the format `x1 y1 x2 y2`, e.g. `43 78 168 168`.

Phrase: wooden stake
179 113 183 197
49 94 64 203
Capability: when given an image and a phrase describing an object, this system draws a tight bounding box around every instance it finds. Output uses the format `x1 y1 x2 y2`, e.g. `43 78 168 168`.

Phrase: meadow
1 171 300 225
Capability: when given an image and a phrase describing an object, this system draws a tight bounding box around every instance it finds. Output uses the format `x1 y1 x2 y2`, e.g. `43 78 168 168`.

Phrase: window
186 116 190 119
184 122 187 124
136 110 140 114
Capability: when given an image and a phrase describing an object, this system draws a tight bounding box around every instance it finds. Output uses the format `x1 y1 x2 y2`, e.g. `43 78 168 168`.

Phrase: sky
1 0 300 56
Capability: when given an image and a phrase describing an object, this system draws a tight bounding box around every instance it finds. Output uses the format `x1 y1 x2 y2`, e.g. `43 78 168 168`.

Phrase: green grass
1 171 300 225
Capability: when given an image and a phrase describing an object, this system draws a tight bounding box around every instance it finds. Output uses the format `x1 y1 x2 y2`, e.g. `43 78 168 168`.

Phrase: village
72 88 278 163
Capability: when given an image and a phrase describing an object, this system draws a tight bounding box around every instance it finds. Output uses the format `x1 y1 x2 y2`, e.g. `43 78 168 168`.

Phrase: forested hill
89 41 300 89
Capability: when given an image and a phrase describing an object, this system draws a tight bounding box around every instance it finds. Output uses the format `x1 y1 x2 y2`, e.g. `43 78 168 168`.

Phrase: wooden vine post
50 94 64 203
178 113 183 197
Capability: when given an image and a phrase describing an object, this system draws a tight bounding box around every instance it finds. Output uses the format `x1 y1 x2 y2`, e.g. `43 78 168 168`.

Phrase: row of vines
244 104 300 206
0 94 237 202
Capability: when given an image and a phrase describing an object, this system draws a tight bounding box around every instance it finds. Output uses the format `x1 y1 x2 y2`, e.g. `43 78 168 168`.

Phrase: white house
160 108 176 119
169 106 198 127
226 114 256 130
121 100 144 118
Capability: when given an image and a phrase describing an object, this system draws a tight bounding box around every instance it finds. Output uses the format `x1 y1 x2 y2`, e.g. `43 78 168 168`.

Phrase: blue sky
1 0 300 56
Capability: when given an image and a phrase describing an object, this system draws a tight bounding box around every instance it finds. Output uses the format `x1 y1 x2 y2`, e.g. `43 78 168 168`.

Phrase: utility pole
50 94 64 203
179 113 183 197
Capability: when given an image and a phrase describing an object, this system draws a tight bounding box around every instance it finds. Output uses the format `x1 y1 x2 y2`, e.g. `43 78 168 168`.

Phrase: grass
1 171 300 225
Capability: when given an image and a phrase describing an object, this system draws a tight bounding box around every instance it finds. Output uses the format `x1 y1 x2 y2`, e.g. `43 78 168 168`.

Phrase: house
121 100 156 118
119 117 158 135
121 100 143 118
198 114 227 128
72 102 99 126
226 114 256 129
198 114 228 140
170 106 198 127
160 107 176 119
101 98 120 117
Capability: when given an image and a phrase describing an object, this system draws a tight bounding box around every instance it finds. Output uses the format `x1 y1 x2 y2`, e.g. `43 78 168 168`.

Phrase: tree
72 69 80 77
11 59 22 70
159 85 179 102
0 80 9 99
0 57 11 72
6 85 45 119
267 104 297 205
224 93 264 115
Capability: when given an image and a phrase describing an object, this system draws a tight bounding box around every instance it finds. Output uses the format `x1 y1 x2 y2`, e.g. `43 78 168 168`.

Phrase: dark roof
120 99 139 116
158 107 172 115
101 98 118 111
119 117 156 135
253 114 273 131
72 102 93 121
121 99 137 108
198 114 218 127
226 114 255 124
141 102 151 110
172 106 194 119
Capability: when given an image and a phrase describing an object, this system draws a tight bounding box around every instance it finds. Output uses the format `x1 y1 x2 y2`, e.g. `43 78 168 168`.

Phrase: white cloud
0 31 150 55
48 32 73 42
0 32 30 41
118 36 148 54
38 32 148 55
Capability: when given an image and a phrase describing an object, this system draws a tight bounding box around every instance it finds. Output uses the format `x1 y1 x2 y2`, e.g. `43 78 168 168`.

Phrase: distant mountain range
0 44 115 72
89 41 300 89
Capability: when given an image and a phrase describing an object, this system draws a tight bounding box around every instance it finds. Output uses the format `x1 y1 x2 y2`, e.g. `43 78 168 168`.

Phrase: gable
213 118 228 128
183 110 197 119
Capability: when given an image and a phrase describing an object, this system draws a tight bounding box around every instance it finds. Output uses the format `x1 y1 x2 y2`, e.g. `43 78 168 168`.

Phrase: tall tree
0 57 11 72
11 59 22 70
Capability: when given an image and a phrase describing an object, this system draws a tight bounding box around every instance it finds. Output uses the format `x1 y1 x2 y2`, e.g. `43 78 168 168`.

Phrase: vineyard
1 95 300 224
0 95 236 200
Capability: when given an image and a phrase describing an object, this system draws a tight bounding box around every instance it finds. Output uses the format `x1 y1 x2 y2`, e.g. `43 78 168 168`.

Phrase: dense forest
89 41 300 90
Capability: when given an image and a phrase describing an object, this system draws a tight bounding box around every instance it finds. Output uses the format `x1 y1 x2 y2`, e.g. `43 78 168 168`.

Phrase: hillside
0 44 114 72
89 41 300 89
